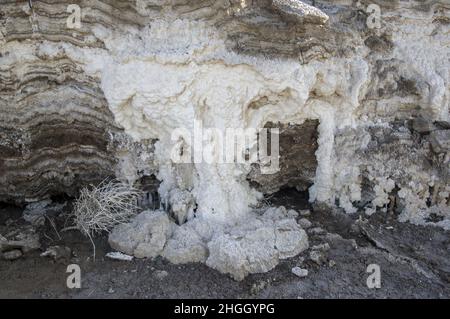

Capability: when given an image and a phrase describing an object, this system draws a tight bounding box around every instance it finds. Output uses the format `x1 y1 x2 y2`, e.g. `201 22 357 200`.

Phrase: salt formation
0 0 449 278
110 206 309 280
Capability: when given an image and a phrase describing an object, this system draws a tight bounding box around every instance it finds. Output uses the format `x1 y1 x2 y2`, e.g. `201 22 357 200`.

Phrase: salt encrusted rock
108 210 172 258
206 212 309 281
275 219 309 259
206 226 280 281
272 0 329 24
169 189 195 225
162 223 208 264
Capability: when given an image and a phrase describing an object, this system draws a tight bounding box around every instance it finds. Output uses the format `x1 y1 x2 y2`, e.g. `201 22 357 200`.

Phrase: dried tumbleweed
70 179 141 259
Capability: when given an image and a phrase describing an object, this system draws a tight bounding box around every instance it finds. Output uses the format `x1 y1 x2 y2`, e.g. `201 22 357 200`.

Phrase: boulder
162 223 208 264
108 210 172 258
206 212 309 281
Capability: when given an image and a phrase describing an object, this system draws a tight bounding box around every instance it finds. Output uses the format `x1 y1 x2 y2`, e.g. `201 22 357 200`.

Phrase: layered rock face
1 1 449 278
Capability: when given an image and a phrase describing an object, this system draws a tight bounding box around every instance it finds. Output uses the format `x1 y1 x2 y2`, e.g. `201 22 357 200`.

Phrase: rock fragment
206 211 309 281
291 266 308 278
298 218 312 229
2 249 23 260
275 219 309 259
108 210 172 258
40 246 72 262
309 250 326 265
298 209 311 217
162 223 208 264
272 0 329 24
0 226 40 255
105 251 134 261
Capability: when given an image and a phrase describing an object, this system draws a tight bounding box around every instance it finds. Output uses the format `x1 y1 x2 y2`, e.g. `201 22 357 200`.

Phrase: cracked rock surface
108 207 309 280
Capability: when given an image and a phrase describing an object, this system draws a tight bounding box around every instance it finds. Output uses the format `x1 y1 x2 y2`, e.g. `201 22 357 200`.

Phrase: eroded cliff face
0 0 449 278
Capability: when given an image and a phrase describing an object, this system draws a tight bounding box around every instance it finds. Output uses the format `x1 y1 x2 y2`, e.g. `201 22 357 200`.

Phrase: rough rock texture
206 209 308 280
272 0 329 24
109 206 308 280
0 225 40 260
1 0 449 277
108 210 172 258
247 120 319 193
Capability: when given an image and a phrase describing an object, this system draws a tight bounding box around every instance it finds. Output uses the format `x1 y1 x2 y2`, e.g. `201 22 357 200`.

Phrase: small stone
291 266 308 278
272 0 329 24
108 287 115 294
40 246 72 262
309 250 325 265
298 209 311 217
153 270 168 280
308 227 326 235
106 251 134 261
328 260 336 267
298 218 312 229
3 249 23 260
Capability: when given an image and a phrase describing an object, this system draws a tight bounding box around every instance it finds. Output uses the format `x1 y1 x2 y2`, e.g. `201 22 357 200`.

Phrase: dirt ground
0 190 449 299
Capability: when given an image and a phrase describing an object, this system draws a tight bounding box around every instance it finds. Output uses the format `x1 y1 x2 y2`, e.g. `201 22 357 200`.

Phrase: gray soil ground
0 190 449 299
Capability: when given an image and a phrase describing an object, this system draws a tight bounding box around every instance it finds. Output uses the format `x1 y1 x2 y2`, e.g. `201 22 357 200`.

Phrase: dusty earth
0 189 449 299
